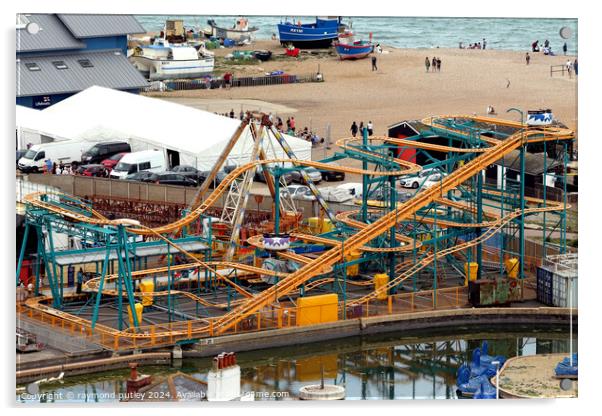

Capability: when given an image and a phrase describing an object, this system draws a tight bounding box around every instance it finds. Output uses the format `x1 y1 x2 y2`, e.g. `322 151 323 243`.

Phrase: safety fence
550 64 574 77
141 73 323 92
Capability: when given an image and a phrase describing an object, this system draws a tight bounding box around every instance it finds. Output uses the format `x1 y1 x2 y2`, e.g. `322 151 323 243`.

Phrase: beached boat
204 17 258 44
130 38 214 80
334 31 374 60
253 50 272 61
277 16 346 48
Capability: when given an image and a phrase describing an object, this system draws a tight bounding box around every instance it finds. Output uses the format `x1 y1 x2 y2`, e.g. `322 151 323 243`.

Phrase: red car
101 152 128 171
76 164 108 177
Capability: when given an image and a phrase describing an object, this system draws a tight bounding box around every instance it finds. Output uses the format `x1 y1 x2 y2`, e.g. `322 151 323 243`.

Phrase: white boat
129 38 214 80
204 17 258 44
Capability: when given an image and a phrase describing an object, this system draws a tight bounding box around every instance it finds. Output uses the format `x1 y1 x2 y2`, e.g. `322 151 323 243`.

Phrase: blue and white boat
130 38 214 80
277 16 346 48
334 31 374 60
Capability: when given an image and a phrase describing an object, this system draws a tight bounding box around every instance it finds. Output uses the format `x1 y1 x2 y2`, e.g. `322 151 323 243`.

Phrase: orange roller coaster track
20 115 574 346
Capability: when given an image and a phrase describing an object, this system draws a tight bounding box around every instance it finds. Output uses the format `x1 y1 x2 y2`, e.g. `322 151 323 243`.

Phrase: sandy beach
143 40 578 145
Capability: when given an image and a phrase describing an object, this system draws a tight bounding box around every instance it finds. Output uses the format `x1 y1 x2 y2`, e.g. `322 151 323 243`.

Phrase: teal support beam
519 144 526 279
91 243 112 330
543 140 547 257
167 240 172 322
362 127 369 223
16 223 30 286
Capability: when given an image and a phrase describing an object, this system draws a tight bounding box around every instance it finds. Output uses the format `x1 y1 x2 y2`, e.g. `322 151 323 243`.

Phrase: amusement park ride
16 112 574 351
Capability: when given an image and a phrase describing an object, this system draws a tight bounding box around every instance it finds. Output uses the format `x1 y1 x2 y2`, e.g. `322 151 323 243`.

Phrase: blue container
223 38 235 47
537 266 554 305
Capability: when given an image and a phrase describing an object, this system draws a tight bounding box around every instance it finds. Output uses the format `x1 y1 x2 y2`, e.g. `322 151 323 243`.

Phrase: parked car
399 168 446 189
280 185 316 201
110 150 166 179
254 170 293 185
81 141 131 164
154 172 198 187
125 171 158 182
171 165 203 181
76 164 109 177
290 167 322 184
100 152 128 171
18 140 92 173
320 163 346 181
198 170 228 188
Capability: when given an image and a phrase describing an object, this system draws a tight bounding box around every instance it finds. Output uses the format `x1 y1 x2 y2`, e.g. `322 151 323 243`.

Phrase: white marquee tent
16 86 312 170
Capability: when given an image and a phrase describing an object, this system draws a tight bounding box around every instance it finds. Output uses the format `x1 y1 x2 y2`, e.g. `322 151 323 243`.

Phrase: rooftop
17 49 148 97
56 14 145 38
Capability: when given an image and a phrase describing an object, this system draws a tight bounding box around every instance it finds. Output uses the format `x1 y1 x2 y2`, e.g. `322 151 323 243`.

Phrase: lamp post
491 360 501 399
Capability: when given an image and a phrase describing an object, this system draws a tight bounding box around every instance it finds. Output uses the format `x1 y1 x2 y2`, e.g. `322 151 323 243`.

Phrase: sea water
135 15 578 54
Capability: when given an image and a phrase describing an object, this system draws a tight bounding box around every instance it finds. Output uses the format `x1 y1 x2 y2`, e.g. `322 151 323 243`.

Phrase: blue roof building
16 14 148 108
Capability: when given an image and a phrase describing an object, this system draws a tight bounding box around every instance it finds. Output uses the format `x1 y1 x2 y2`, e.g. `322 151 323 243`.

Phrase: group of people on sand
425 57 442 72
459 38 487 50
349 121 374 138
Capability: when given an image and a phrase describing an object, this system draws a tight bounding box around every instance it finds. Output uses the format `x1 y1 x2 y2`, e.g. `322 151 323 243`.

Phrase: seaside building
16 14 148 108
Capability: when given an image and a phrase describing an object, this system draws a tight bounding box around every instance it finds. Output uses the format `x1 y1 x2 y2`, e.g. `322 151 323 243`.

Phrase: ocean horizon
135 15 578 54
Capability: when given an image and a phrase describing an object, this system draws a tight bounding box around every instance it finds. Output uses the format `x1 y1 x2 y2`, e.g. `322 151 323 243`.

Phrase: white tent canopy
16 105 72 147
21 86 311 170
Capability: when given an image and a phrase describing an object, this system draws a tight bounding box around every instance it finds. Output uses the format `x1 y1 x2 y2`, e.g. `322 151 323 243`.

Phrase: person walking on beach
350 121 358 137
436 57 441 72
573 58 578 76
367 121 374 136
525 52 531 65
290 116 296 133
371 55 378 71
566 59 573 78
425 57 431 72
431 57 437 72
359 121 365 136
229 108 235 118
563 42 568 55
482 38 487 50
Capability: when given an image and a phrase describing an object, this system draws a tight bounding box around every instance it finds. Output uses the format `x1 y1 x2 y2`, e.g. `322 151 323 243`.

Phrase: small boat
253 50 272 62
204 17 258 44
334 31 374 60
277 16 346 49
130 38 214 80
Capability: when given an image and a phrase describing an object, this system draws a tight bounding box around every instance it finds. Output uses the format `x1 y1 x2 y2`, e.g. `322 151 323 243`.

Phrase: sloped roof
16 14 85 53
16 50 148 97
494 149 563 175
57 14 145 38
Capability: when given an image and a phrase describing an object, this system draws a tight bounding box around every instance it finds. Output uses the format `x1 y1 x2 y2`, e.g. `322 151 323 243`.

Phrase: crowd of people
459 38 487 50
425 57 442 72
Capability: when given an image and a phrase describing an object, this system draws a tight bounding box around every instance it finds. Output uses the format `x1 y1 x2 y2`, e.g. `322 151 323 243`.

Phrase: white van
336 182 364 198
109 150 166 179
17 140 92 173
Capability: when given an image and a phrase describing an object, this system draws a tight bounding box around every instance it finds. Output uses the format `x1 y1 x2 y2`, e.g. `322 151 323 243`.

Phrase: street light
491 360 501 399
506 107 524 126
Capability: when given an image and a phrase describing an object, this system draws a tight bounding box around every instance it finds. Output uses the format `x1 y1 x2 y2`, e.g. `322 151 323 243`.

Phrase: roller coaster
17 113 575 351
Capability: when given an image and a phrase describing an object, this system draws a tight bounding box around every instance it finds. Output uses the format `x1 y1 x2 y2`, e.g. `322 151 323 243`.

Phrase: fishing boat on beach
277 16 346 48
333 31 374 60
130 38 214 80
204 17 258 44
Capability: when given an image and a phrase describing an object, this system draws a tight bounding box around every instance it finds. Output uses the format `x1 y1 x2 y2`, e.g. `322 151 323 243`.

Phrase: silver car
290 167 322 184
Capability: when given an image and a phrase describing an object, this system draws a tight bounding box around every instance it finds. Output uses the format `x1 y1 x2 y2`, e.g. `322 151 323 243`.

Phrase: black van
81 141 131 164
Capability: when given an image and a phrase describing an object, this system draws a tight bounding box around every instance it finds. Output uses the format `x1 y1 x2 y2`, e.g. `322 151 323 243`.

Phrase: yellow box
297 293 339 326
127 303 143 327
346 250 362 277
139 280 155 307
308 217 333 234
464 262 479 286
374 273 389 300
505 258 520 279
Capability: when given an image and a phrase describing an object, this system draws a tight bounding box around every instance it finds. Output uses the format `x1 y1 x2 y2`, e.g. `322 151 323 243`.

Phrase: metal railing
141 73 324 92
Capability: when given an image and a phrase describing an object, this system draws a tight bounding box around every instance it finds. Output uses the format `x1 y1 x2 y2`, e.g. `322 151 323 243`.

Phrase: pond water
17 324 576 402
